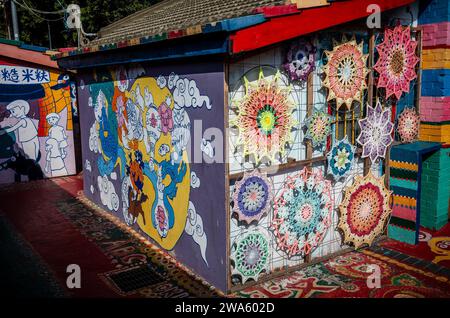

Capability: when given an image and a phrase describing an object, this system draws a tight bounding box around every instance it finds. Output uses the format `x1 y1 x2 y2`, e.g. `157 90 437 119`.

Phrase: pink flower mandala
235 70 295 163
357 101 394 164
374 25 420 100
397 107 420 143
323 37 369 110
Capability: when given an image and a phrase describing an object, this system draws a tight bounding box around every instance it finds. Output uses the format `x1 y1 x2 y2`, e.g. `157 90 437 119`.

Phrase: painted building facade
55 0 449 293
0 40 77 184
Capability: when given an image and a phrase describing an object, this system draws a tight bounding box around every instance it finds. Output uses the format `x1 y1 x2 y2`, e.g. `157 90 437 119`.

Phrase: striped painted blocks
388 142 441 244
416 0 450 233
419 121 450 143
419 0 450 142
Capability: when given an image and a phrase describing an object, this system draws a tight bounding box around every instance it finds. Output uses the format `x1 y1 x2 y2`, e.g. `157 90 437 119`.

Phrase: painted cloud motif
89 123 100 153
185 201 208 266
190 171 200 189
172 75 212 109
85 159 92 172
97 175 119 212
157 75 167 89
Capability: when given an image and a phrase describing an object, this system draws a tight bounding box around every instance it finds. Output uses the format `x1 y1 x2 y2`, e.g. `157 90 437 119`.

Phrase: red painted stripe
231 0 415 54
169 30 186 39
423 44 450 50
253 4 299 18
392 205 417 222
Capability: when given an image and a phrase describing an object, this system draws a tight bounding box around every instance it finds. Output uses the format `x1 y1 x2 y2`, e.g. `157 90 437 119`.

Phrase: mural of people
0 100 39 161
0 63 76 184
45 137 68 177
46 112 68 159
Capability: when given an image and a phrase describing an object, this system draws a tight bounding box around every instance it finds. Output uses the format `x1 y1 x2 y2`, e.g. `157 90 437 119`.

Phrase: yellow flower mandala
234 70 295 163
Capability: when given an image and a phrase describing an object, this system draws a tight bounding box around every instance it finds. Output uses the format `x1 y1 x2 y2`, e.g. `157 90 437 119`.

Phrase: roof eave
56 32 230 70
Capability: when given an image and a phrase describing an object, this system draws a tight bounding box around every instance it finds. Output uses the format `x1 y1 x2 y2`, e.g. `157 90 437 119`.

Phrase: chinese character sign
0 66 50 84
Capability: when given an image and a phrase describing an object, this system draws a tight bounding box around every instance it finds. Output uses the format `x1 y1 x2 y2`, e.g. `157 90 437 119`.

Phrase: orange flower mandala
338 171 392 249
234 70 295 163
374 25 420 100
323 36 369 110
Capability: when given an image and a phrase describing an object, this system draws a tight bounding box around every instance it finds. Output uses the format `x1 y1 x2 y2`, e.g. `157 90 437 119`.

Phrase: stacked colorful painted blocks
388 142 441 244
419 0 450 143
417 0 450 233
420 146 450 230
419 121 450 144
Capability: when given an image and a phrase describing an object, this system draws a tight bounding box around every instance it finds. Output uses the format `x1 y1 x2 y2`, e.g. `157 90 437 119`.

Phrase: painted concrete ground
0 175 449 298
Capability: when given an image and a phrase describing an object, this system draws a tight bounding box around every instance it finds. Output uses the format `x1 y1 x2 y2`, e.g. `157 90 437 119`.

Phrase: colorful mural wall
0 61 76 184
77 62 227 291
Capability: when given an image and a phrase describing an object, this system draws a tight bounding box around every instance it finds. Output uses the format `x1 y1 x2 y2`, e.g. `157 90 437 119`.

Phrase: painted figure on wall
46 112 68 158
45 137 68 176
0 64 76 183
1 100 39 160
85 68 211 265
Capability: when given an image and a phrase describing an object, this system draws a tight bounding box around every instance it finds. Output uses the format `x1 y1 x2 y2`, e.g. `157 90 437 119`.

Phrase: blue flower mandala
233 170 273 225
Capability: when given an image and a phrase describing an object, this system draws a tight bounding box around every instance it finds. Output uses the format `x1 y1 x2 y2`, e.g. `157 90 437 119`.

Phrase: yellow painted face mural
89 69 195 251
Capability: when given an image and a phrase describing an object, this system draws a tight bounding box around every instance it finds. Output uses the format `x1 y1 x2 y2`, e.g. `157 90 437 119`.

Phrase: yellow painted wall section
422 48 450 69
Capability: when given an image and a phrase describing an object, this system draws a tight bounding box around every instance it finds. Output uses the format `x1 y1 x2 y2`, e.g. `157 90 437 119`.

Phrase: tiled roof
92 0 287 45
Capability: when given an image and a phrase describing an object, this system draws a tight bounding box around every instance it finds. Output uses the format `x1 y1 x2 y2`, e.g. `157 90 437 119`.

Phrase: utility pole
2 0 12 39
47 20 52 49
10 0 19 41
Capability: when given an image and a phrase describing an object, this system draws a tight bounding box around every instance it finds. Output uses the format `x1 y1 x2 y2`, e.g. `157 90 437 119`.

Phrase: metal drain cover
106 265 165 294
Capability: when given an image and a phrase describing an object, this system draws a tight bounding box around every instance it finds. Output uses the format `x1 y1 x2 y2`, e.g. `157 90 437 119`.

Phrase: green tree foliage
1 0 157 48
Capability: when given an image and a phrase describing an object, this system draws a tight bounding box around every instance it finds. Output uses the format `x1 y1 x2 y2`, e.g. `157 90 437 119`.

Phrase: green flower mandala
257 104 279 136
304 110 333 149
231 231 269 283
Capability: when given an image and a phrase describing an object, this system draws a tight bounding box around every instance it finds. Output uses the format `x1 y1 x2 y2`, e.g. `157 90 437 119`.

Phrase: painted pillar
417 0 450 229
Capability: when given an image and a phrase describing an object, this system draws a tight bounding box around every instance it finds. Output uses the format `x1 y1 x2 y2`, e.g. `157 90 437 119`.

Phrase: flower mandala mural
304 109 333 149
327 136 356 180
231 230 270 283
272 167 333 258
397 107 420 143
374 25 420 100
234 70 295 163
338 171 392 249
232 169 273 226
323 36 369 110
283 39 316 82
357 101 394 164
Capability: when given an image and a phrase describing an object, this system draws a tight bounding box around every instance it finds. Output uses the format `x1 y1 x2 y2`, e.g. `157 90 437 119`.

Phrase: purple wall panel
77 61 227 292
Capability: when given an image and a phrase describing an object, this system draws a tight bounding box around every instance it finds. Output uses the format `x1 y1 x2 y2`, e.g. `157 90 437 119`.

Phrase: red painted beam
231 0 416 54
0 43 58 69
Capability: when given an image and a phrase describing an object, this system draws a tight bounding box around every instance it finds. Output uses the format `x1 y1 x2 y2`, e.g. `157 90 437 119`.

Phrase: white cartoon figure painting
46 113 68 158
45 138 68 176
0 100 39 160
44 112 69 177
